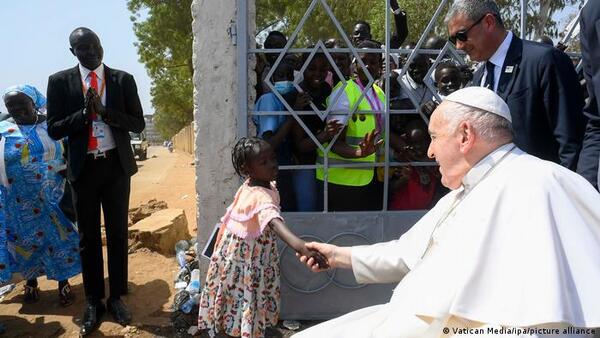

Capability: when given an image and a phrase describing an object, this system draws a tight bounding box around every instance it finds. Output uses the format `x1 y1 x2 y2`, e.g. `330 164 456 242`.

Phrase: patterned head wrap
3 84 47 111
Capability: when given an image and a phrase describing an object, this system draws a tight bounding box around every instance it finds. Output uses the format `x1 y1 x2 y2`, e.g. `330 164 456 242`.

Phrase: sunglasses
448 14 488 44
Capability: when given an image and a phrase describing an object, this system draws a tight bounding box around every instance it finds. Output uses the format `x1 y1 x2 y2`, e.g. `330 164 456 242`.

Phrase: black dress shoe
107 298 132 326
80 301 105 336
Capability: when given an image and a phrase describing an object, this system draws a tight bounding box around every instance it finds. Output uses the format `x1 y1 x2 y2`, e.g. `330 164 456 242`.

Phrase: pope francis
296 87 600 338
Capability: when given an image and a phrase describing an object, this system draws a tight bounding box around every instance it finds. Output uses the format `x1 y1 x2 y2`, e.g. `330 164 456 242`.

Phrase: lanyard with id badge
92 121 106 139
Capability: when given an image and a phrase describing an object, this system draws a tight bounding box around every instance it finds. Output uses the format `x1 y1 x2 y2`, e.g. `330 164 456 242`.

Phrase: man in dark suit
46 27 145 335
445 0 586 170
577 1 600 190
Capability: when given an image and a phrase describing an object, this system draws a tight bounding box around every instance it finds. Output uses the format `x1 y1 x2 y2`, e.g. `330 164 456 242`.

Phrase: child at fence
253 54 298 211
433 61 463 99
421 62 465 117
291 50 342 211
388 118 439 210
198 137 327 338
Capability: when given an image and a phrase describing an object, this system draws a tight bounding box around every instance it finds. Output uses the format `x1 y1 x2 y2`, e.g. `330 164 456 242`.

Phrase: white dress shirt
397 71 433 107
79 63 116 153
480 31 513 92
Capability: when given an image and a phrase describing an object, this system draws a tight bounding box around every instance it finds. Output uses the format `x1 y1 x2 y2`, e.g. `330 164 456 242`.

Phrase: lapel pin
505 66 514 73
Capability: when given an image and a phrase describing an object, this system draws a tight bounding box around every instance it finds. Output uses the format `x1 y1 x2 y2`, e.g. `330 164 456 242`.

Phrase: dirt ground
0 146 196 337
130 146 197 233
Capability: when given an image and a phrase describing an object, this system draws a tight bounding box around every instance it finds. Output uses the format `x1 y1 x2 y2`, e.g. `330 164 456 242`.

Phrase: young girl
198 137 327 338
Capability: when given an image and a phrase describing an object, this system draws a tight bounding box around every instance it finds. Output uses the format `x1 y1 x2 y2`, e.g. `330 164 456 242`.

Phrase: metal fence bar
274 162 439 170
520 0 527 39
249 110 418 115
275 162 437 169
560 1 587 48
249 48 460 55
383 0 391 211
397 0 448 112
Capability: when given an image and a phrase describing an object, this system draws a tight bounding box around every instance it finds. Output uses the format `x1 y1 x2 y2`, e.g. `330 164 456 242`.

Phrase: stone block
128 199 168 225
128 209 191 256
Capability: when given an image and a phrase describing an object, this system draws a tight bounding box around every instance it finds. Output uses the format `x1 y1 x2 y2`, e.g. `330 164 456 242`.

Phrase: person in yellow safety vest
316 40 386 211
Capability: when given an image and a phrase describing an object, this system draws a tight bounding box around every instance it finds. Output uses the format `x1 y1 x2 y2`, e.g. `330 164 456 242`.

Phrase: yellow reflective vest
316 79 386 186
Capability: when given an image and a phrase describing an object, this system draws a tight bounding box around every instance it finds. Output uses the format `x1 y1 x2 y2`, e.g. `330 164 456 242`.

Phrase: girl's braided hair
231 137 265 177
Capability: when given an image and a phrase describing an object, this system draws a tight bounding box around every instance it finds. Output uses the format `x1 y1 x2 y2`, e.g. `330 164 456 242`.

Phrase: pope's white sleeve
351 240 410 284
348 193 456 285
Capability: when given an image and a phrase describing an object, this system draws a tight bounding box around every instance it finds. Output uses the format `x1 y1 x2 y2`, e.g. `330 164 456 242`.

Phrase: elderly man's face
447 12 492 62
427 102 470 189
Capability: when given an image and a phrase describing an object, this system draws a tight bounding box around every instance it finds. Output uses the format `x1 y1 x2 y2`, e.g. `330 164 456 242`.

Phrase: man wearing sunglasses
445 0 586 171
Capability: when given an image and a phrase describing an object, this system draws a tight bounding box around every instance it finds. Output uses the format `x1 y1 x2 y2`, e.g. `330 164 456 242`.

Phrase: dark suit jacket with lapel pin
472 35 587 170
577 1 600 190
46 65 145 181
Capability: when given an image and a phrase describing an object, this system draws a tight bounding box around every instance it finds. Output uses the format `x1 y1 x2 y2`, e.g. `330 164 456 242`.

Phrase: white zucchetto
444 86 512 123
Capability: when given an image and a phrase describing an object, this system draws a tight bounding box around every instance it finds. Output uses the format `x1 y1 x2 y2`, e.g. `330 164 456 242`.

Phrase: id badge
92 121 106 138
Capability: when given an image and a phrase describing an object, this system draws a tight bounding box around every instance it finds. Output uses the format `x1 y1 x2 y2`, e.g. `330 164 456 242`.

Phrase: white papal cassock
295 144 600 338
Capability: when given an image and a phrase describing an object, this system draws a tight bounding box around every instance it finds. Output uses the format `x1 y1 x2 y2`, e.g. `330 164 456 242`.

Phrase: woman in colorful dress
1 85 81 306
0 189 10 334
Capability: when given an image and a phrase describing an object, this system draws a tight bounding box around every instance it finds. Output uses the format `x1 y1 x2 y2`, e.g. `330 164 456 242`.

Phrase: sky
0 0 153 114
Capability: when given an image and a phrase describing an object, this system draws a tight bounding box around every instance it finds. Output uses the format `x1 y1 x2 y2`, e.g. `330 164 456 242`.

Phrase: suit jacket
472 35 586 170
577 1 600 189
46 65 145 181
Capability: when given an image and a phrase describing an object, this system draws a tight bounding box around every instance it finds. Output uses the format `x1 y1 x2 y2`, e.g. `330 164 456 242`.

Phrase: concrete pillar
192 0 237 276
192 0 257 277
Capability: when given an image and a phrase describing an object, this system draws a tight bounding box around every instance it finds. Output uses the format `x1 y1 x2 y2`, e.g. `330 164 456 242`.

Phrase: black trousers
71 151 130 302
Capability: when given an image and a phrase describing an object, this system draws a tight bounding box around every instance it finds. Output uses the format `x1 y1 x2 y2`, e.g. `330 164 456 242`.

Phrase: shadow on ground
1 277 172 337
0 315 66 337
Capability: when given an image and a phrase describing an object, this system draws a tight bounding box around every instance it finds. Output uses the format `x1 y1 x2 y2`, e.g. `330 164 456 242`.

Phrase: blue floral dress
0 192 10 283
0 120 81 281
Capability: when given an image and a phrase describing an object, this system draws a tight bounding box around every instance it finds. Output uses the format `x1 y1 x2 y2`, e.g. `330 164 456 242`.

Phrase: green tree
128 0 193 139
496 0 585 39
256 0 443 46
256 0 584 47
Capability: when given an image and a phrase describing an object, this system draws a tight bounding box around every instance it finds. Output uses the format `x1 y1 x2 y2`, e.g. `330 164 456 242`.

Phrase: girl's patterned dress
0 120 81 281
198 180 282 337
